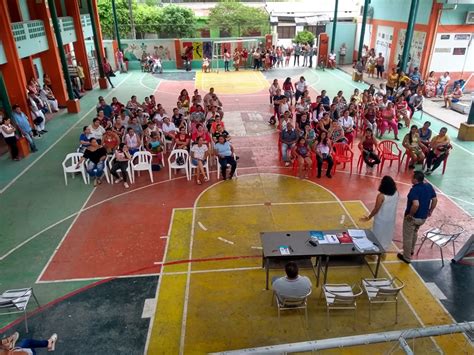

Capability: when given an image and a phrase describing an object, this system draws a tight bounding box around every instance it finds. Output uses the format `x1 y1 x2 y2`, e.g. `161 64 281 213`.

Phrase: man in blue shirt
280 122 298 167
11 105 38 152
214 135 237 180
398 171 437 263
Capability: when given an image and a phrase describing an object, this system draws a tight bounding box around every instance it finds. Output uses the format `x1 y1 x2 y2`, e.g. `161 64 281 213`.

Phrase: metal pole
47 0 75 100
87 0 105 78
0 72 12 118
128 0 136 39
210 322 474 354
330 0 339 52
358 0 370 61
398 338 414 355
400 0 420 73
111 0 122 50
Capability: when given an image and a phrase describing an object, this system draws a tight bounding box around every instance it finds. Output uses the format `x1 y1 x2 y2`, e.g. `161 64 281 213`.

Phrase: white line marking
141 298 157 319
139 73 162 92
35 188 96 283
251 246 263 250
153 262 163 265
35 272 161 284
144 209 173 353
340 214 346 224
425 282 448 300
0 73 132 195
198 221 208 231
217 237 235 245
160 236 169 239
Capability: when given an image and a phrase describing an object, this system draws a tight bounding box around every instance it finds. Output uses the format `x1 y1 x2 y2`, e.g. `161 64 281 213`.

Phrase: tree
158 5 196 38
294 30 315 46
97 0 135 39
208 2 269 36
135 4 161 38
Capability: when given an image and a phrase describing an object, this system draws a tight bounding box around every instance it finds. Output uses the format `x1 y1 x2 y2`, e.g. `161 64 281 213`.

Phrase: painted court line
0 73 132 195
141 298 156 319
217 237 235 245
35 188 97 283
198 221 208 231
425 282 448 300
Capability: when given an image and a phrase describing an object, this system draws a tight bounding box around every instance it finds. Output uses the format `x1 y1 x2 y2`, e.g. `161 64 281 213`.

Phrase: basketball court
0 67 473 353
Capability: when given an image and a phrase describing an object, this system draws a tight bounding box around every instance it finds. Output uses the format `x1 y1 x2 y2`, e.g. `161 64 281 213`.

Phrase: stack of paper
348 229 367 238
324 234 340 244
353 237 375 251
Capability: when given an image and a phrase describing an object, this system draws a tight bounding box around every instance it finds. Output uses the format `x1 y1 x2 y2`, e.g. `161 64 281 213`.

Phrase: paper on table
348 229 367 238
324 234 340 244
353 237 375 251
280 247 290 255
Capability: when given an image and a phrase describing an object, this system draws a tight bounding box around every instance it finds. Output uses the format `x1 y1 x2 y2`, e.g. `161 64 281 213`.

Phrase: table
260 229 384 290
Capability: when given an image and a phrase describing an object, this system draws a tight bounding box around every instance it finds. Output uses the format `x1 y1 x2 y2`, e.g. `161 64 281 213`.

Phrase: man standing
272 261 312 301
398 171 437 263
293 43 300 67
339 43 347 65
376 52 385 79
280 122 298 167
11 105 38 152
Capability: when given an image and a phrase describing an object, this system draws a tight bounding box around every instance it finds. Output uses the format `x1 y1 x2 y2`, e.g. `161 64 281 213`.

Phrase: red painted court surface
39 71 473 283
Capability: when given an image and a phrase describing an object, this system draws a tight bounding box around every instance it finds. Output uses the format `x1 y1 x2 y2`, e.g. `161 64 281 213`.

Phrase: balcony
11 20 49 58
0 41 6 65
81 14 93 39
58 16 77 44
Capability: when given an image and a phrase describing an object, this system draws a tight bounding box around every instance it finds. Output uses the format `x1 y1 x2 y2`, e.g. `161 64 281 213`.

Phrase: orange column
420 2 442 76
90 0 107 88
65 0 93 90
29 1 68 106
175 39 183 69
265 34 273 50
0 0 30 119
22 57 36 82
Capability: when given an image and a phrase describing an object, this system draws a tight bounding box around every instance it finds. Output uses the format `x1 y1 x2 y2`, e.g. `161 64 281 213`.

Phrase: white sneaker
115 178 123 183
124 182 130 188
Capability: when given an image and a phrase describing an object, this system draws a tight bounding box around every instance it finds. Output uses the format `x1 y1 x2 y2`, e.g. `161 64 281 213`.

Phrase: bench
451 101 470 114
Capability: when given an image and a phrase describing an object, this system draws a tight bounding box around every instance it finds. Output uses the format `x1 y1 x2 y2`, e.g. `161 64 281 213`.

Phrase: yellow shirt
387 73 399 88
77 65 85 79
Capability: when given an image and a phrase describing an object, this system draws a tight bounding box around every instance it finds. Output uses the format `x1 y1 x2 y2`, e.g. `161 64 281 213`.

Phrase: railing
10 20 49 58
80 14 93 39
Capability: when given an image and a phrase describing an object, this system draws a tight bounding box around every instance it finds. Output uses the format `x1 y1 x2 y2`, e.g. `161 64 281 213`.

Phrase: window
440 34 450 40
453 48 466 55
305 25 326 37
454 34 470 40
277 26 295 39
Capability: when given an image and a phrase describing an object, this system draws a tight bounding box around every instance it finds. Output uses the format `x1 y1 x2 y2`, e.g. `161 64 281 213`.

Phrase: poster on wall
121 40 175 62
395 29 426 71
375 25 393 68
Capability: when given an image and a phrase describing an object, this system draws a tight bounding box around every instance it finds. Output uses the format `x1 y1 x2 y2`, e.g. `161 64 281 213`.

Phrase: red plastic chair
332 142 354 175
377 140 402 174
278 137 292 163
422 151 450 175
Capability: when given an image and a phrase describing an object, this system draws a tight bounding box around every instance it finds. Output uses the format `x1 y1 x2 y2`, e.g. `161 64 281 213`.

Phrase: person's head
97 109 104 118
12 104 21 113
378 52 382 57
413 171 425 184
218 135 226 144
422 121 431 129
273 79 278 85
322 112 329 120
321 90 326 96
276 88 281 95
196 123 203 131
130 116 138 124
429 71 435 77
378 176 397 195
83 125 91 135
444 71 449 76
92 118 100 127
2 117 11 125
299 76 305 82
365 127 373 137
89 137 98 147
410 125 418 134
163 116 170 124
337 90 343 97
209 87 214 94
354 88 359 95
127 127 135 135
118 142 126 151
343 109 349 117
438 127 448 137
391 67 396 73
298 137 306 145
284 77 291 84
150 131 159 140
131 95 137 101
301 113 307 121
285 261 299 279
286 122 293 130
387 102 394 109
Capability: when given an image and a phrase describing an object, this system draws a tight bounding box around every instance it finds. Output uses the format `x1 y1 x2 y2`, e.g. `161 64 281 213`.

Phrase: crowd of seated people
76 87 238 187
272 75 452 178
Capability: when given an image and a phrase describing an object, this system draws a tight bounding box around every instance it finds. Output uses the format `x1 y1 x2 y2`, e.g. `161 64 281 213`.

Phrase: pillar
112 0 122 51
420 2 442 77
47 0 80 113
458 103 474 141
65 0 93 90
0 0 30 118
358 0 370 61
0 72 12 118
30 0 69 106
330 0 339 52
87 0 108 89
400 0 420 73
174 39 183 69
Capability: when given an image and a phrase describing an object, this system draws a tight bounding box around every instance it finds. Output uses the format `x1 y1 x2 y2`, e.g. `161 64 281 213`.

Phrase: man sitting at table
272 261 312 301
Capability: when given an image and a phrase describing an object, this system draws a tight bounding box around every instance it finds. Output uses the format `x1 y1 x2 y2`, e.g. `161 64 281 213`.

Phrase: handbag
33 116 44 125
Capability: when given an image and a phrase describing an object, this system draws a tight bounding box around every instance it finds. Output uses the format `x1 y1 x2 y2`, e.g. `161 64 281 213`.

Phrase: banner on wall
203 42 212 59
121 40 175 62
395 30 426 70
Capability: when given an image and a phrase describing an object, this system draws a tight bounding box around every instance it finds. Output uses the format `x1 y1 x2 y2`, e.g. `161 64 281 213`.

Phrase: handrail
210 322 474 354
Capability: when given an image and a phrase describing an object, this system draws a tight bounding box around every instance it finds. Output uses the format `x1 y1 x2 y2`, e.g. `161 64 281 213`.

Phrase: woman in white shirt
314 131 334 178
268 79 280 105
338 109 355 146
361 176 399 250
124 127 140 155
190 136 209 185
1 117 19 160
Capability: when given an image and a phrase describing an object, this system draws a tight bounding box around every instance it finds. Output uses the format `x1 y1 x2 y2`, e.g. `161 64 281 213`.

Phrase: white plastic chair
189 156 210 181
108 156 133 185
84 156 111 184
131 151 154 183
215 153 238 179
62 153 87 186
168 149 190 180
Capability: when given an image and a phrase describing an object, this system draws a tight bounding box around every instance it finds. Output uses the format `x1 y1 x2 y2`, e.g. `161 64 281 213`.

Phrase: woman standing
223 49 231 72
1 117 19 161
424 71 437 98
110 143 131 189
282 77 294 105
102 58 115 88
386 67 399 96
361 176 399 251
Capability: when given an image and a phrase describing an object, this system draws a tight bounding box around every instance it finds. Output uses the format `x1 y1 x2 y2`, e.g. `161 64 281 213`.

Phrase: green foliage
135 4 161 36
294 30 315 46
208 2 269 35
97 0 135 38
159 5 196 38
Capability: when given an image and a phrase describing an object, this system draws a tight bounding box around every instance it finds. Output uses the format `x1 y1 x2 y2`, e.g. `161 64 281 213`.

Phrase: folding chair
272 290 312 327
362 277 405 324
416 223 464 266
0 288 40 333
321 283 363 329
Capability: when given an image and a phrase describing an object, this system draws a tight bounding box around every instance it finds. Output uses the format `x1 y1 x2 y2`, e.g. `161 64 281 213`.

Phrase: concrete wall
370 0 433 25
326 22 357 65
440 4 474 25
